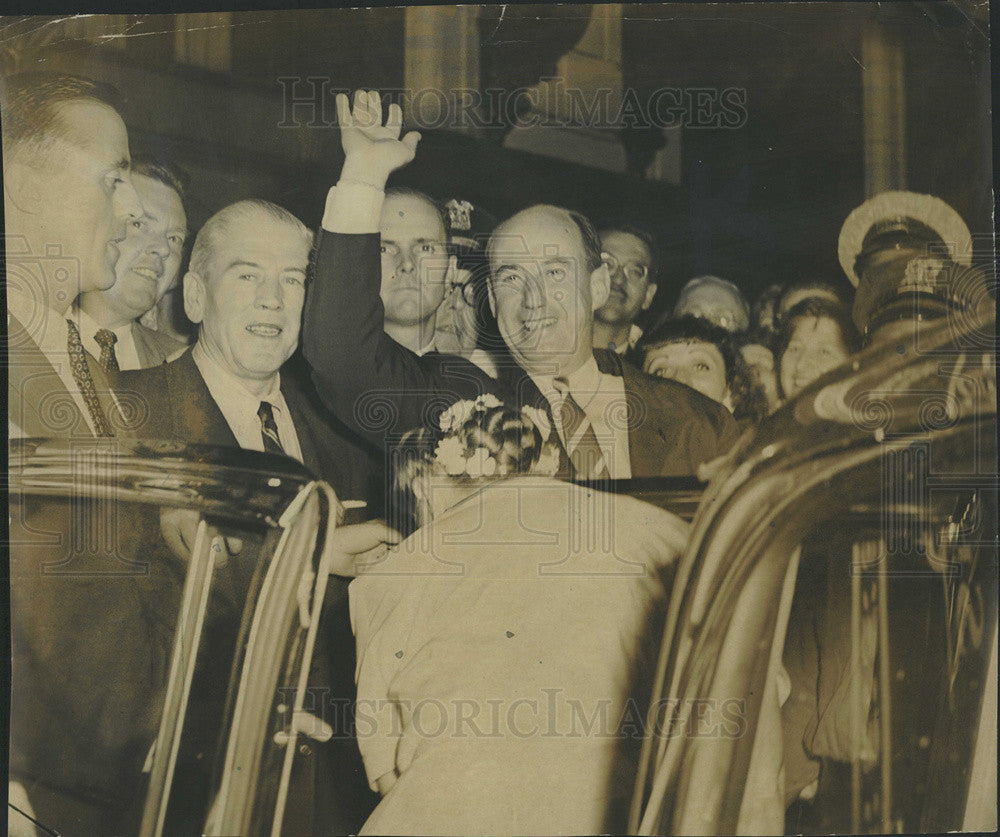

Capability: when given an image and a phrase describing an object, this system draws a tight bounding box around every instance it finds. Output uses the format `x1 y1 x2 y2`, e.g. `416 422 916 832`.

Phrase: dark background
0 3 993 319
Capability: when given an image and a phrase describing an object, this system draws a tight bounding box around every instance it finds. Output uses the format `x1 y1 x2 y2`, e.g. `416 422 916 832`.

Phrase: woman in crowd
774 298 861 401
639 315 770 430
349 396 690 835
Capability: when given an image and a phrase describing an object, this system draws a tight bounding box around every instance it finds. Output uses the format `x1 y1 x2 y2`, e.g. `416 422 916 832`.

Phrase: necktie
257 401 286 455
65 319 115 437
93 328 120 374
553 377 610 480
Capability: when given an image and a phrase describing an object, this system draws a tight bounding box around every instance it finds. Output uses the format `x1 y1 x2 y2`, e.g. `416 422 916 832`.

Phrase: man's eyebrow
224 260 262 271
283 266 307 274
542 256 572 265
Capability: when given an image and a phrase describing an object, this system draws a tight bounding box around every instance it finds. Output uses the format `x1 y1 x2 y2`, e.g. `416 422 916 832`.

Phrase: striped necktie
65 319 115 437
93 328 120 374
553 377 610 480
257 401 286 455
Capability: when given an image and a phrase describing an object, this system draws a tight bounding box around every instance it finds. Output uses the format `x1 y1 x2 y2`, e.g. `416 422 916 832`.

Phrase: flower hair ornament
433 396 560 478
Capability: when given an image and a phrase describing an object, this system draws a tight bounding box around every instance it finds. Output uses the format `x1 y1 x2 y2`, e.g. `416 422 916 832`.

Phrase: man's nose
115 176 143 223
256 276 285 309
397 249 415 273
521 274 546 309
147 233 170 259
609 265 627 288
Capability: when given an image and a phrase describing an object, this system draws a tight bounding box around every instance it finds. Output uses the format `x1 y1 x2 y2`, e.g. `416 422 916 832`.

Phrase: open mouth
246 323 283 338
521 316 557 334
131 266 162 282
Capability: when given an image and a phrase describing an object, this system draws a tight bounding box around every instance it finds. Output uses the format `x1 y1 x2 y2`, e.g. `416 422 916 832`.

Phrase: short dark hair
131 157 187 201
1 72 124 163
774 297 861 365
597 220 658 279
384 186 447 231
640 314 739 384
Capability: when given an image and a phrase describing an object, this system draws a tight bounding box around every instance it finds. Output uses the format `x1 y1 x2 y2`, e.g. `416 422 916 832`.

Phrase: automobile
7 311 995 836
628 309 997 834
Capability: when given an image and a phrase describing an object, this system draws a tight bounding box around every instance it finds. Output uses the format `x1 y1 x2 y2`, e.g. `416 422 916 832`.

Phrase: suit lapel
166 350 240 447
130 322 156 368
7 315 93 438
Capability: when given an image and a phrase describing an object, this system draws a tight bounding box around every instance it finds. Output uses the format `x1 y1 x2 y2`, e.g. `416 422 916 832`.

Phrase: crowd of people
5 73 992 836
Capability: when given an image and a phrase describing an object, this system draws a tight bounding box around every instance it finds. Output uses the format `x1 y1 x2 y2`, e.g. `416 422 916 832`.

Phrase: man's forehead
381 194 444 236
134 175 186 224
491 209 584 261
601 230 650 260
213 220 309 268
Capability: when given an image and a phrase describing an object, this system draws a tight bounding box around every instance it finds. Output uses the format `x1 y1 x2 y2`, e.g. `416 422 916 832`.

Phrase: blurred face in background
434 268 479 356
643 338 730 404
778 315 850 398
674 276 750 333
379 193 449 330
740 342 780 413
594 230 656 327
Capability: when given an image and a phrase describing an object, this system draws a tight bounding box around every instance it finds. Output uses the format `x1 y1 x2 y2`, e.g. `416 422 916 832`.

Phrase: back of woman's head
390 396 557 533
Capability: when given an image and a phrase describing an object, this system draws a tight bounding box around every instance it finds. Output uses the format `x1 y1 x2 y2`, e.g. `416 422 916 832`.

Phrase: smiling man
75 159 189 370
119 199 378 504
305 90 738 478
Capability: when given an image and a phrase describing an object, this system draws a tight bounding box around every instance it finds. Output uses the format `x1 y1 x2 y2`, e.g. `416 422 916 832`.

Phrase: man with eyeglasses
433 197 500 377
592 223 658 355
305 90 738 479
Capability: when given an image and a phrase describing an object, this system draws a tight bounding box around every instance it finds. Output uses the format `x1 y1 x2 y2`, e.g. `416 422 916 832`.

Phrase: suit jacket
8 313 128 438
131 319 188 368
119 346 382 833
303 230 739 476
118 347 381 508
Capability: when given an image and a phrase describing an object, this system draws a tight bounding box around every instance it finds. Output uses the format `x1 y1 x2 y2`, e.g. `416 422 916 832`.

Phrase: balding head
486 204 610 377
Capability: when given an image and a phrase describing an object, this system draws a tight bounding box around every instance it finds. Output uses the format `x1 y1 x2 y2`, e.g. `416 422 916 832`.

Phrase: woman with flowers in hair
349 395 690 835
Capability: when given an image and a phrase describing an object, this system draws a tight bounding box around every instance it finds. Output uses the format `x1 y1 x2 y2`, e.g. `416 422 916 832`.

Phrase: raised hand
337 89 421 187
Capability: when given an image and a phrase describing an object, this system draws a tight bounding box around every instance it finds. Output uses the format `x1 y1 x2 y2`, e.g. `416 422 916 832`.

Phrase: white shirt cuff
321 182 385 234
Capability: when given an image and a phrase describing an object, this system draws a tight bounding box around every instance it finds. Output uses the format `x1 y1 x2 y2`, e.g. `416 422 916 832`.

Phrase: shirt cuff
321 182 385 234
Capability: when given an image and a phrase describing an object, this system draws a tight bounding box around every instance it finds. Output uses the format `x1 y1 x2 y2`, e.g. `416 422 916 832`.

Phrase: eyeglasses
448 278 477 306
380 240 448 261
602 253 649 284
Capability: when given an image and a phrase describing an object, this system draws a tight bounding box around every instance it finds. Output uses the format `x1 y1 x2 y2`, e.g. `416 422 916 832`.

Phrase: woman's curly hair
390 401 550 534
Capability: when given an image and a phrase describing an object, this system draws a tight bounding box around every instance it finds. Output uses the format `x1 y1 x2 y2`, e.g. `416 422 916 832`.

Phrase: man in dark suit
303 90 738 478
119 198 383 834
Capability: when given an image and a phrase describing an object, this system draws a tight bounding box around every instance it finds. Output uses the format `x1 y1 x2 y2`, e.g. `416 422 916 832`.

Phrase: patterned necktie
93 328 120 374
553 377 610 480
65 319 115 437
257 401 286 455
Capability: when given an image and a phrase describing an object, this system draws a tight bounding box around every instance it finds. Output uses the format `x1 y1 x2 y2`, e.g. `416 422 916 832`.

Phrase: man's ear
589 261 611 311
183 271 206 324
487 277 497 318
3 159 42 214
642 282 658 311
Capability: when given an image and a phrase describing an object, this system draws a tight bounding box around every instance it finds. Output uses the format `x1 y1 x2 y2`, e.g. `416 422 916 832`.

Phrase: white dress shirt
70 304 142 371
530 356 633 479
8 287 99 437
322 181 384 234
191 342 304 463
